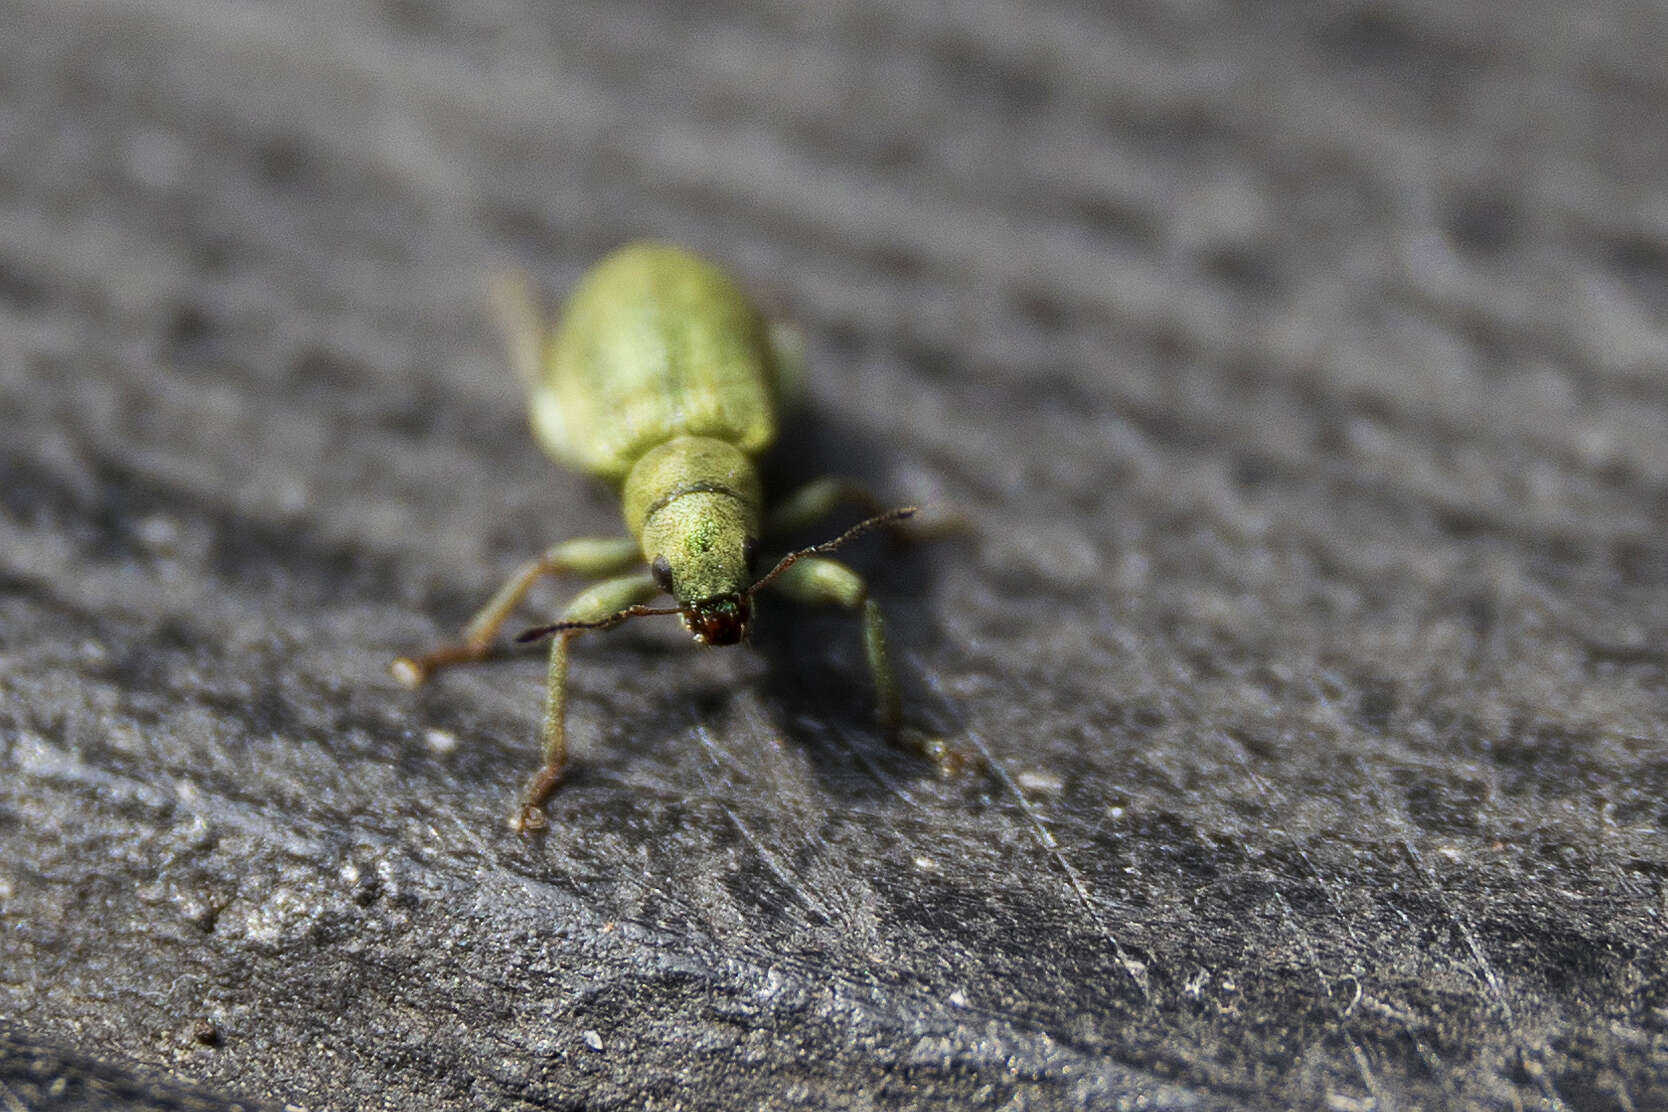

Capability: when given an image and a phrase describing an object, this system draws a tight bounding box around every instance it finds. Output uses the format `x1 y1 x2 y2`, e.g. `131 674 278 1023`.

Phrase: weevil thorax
622 436 764 645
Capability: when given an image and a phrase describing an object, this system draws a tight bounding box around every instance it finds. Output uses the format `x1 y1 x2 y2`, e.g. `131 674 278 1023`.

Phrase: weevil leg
514 571 664 833
765 556 971 775
766 321 806 411
486 268 549 394
392 536 642 688
515 629 574 835
767 556 899 731
767 478 966 541
767 478 886 536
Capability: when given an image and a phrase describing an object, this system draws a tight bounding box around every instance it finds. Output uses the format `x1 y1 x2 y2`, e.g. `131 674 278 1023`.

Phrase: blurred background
2 1 1666 1109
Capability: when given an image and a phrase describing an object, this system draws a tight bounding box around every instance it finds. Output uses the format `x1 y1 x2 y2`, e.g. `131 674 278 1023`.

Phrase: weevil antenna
516 604 685 645
745 506 917 599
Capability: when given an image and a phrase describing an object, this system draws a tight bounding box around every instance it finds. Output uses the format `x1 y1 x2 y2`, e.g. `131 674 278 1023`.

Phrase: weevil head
642 490 761 646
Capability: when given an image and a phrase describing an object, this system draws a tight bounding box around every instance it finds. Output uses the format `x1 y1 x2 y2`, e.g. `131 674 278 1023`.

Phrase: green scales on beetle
393 243 957 832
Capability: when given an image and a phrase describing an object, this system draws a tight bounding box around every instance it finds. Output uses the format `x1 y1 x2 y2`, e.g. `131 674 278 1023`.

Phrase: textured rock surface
2 1 1666 1109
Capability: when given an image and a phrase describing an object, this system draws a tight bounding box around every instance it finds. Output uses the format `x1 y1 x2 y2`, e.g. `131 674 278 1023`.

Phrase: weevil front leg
514 570 664 834
391 536 642 688
766 555 970 775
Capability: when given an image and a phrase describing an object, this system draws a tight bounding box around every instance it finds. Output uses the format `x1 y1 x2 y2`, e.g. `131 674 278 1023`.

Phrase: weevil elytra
393 242 950 832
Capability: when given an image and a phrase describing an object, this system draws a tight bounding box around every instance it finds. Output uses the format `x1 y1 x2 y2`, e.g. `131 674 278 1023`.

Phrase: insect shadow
737 402 958 797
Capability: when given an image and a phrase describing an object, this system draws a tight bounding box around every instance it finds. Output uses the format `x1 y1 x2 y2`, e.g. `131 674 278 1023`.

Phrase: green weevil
393 242 951 832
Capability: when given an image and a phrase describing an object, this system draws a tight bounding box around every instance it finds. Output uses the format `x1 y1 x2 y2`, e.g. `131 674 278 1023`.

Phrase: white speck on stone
240 887 317 950
913 856 938 871
1016 769 1064 797
136 512 181 553
1113 549 1150 593
125 127 190 190
582 1030 604 1052
275 479 309 515
424 728 458 754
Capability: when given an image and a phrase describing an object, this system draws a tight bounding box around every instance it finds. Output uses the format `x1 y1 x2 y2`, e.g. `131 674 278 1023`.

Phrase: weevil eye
650 554 674 594
742 535 760 573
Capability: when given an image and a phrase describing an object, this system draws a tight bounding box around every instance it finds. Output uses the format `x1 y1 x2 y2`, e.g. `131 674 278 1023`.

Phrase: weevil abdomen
529 243 780 482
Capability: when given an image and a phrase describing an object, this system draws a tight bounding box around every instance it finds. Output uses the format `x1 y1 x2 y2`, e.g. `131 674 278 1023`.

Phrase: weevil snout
683 594 750 645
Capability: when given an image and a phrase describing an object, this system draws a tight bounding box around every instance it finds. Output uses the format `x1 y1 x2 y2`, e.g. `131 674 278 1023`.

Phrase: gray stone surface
3 0 1667 1109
